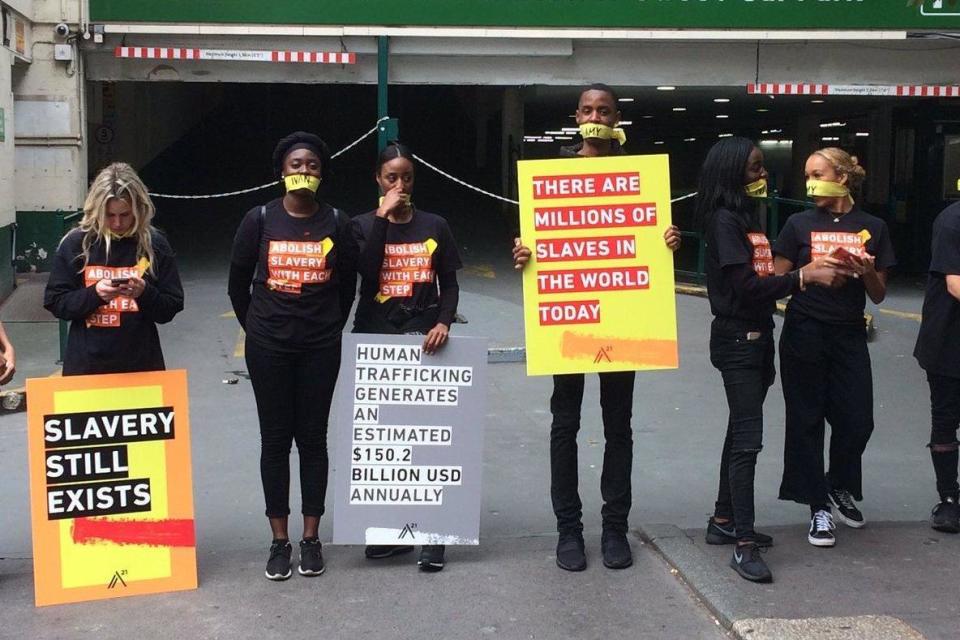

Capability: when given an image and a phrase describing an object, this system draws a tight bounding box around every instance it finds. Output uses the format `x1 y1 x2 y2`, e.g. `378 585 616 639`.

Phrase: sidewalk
639 521 956 640
0 257 951 639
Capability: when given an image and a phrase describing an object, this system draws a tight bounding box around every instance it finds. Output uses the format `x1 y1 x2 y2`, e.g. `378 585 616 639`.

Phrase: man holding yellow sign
513 84 680 572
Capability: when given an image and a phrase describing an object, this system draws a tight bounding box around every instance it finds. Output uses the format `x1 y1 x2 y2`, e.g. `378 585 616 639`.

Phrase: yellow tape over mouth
806 179 854 204
579 123 627 146
283 174 321 193
745 178 768 198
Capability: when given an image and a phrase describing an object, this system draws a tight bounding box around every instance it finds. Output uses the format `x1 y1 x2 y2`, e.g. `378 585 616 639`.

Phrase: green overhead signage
90 1 960 30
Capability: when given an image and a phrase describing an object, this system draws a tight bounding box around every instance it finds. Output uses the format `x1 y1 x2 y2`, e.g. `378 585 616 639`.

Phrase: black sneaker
601 530 633 569
555 531 587 572
265 539 293 581
729 542 773 583
808 509 836 547
298 538 325 576
418 545 446 572
364 545 414 559
704 518 774 547
828 488 866 528
931 497 960 534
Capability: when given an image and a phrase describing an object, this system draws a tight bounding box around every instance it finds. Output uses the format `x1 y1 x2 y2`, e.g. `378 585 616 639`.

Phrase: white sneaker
808 509 836 547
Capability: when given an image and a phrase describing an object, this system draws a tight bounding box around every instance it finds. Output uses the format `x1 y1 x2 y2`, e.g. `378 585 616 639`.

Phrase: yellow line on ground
221 310 236 318
877 308 922 322
234 329 245 359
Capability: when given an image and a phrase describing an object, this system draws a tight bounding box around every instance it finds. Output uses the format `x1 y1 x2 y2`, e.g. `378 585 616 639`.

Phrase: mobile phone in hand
109 277 132 286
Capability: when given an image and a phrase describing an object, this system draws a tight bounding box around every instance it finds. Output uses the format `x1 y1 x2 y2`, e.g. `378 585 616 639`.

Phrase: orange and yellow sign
517 155 678 375
26 370 196 606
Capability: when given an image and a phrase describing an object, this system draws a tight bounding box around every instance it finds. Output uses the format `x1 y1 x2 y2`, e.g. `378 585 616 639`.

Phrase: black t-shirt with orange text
774 207 896 325
351 209 462 333
704 207 779 325
228 198 358 352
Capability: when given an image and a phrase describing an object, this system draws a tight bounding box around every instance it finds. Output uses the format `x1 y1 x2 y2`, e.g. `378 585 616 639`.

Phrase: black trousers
779 312 874 506
927 372 960 500
710 318 775 541
550 371 635 534
246 337 341 518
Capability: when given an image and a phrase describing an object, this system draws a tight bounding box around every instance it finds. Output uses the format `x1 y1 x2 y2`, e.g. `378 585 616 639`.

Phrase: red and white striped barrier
115 47 356 64
748 83 960 97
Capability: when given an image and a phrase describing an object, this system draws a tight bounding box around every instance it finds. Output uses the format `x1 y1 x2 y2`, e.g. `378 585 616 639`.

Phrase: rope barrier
147 117 389 199
146 116 698 207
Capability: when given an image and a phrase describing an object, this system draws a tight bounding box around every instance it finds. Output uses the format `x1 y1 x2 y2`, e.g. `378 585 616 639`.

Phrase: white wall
0 47 15 227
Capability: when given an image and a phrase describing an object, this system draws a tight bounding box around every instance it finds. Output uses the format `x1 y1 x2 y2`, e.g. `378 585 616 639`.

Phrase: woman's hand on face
512 237 531 270
120 276 147 299
422 323 449 355
95 279 123 302
663 225 682 252
377 183 408 219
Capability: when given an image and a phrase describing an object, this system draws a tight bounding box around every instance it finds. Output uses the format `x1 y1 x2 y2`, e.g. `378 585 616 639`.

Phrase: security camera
55 23 70 38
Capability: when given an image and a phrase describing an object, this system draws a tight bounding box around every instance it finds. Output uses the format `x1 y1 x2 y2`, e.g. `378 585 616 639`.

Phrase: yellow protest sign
26 370 197 606
517 154 678 375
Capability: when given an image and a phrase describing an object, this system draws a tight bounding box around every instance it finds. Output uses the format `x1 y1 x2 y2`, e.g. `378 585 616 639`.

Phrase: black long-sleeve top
351 209 462 334
44 229 184 375
228 198 357 351
705 207 799 328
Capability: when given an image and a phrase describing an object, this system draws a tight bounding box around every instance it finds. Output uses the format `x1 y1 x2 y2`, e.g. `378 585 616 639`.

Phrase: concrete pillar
866 106 892 210
500 87 523 216
789 113 821 199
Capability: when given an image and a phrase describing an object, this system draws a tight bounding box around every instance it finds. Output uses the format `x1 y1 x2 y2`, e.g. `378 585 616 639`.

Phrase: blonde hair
812 147 866 194
73 162 156 274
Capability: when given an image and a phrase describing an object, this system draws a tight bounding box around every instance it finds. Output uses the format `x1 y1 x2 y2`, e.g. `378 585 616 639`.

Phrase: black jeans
245 337 342 518
709 318 775 541
927 372 960 500
779 312 874 506
550 371 635 534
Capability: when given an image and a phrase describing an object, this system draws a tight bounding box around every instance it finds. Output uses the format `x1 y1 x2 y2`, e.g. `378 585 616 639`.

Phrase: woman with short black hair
228 131 358 581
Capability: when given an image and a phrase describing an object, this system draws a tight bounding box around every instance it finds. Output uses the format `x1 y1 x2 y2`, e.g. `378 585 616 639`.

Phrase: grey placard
332 334 487 545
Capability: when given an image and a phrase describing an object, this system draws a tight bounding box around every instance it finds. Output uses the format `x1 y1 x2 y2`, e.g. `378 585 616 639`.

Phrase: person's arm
356 215 388 283
851 254 887 304
512 237 531 270
134 242 185 324
663 225 681 251
336 211 359 330
423 270 459 355
43 236 109 321
227 210 260 330
0 322 15 385
947 274 960 301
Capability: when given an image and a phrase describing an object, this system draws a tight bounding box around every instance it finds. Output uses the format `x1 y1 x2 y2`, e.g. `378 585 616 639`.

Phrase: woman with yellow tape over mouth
228 131 358 582
773 147 896 549
44 162 184 376
350 142 463 572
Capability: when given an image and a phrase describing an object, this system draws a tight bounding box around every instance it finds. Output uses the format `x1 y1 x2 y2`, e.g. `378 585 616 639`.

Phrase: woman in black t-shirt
228 132 358 581
696 138 845 583
351 143 463 572
774 147 896 549
45 162 184 375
